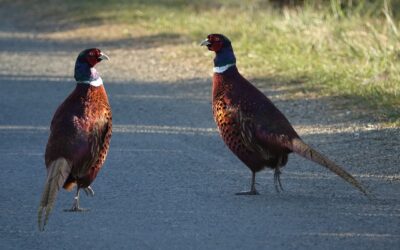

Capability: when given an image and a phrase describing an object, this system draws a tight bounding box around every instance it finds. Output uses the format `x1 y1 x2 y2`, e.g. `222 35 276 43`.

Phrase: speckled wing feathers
212 67 295 172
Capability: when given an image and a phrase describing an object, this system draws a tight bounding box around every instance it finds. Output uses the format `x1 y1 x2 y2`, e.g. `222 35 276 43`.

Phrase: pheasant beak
200 39 211 46
98 52 110 61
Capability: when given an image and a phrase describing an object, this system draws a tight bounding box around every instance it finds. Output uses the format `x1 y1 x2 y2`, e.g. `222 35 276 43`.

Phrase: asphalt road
0 15 399 250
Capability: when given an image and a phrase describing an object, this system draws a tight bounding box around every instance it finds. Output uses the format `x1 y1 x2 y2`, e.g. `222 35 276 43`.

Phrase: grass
7 0 400 124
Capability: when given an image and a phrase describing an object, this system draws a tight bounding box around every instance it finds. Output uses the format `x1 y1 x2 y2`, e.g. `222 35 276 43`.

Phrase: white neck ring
213 63 235 73
77 77 103 87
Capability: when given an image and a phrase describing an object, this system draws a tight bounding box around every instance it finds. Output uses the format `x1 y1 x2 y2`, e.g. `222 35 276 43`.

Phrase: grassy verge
8 0 400 124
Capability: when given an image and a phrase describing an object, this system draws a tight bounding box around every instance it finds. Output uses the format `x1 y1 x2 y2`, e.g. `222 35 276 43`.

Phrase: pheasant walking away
38 48 112 231
201 34 369 197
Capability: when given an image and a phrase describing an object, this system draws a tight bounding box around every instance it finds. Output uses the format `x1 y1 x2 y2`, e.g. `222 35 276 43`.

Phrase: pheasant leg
274 168 284 192
236 172 260 195
83 186 95 197
64 188 89 212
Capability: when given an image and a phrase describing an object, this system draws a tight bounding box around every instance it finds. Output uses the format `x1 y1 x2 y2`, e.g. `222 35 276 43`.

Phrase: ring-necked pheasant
201 34 369 196
38 48 112 231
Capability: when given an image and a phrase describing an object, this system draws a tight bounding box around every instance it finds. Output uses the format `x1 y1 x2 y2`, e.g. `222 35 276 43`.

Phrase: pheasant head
201 34 236 72
74 48 109 86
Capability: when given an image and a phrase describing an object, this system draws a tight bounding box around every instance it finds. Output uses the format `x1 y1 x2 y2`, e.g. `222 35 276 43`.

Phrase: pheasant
201 34 369 196
38 48 112 231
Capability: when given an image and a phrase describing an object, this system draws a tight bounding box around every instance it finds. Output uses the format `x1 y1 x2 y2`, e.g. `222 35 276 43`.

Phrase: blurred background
0 0 399 124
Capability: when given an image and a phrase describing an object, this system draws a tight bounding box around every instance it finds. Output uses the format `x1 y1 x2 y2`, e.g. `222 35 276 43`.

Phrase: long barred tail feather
290 138 371 198
38 158 71 231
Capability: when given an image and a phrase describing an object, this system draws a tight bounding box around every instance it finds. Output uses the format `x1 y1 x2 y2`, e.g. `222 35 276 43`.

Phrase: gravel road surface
0 9 399 250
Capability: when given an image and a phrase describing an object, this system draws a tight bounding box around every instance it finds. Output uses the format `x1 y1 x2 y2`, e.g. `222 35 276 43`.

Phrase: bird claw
83 186 95 197
64 197 90 212
64 207 90 212
64 188 91 212
235 189 260 195
274 169 284 193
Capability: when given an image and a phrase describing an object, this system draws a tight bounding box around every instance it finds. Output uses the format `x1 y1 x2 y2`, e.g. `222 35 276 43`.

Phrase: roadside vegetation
7 0 400 124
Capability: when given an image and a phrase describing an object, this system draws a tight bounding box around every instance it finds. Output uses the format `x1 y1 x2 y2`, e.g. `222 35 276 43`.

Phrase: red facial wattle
209 41 223 52
86 57 99 67
85 49 102 67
